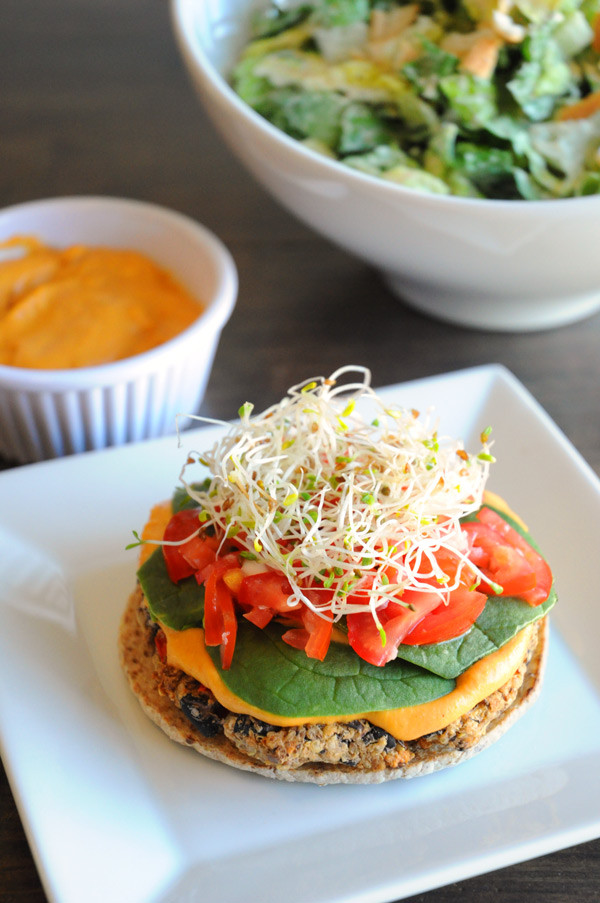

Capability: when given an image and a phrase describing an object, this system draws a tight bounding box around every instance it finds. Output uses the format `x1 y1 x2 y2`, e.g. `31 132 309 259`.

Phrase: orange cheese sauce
0 236 202 369
139 491 532 742
163 620 531 742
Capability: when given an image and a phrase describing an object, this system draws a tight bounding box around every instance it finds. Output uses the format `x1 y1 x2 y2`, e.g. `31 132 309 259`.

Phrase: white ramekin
0 196 238 463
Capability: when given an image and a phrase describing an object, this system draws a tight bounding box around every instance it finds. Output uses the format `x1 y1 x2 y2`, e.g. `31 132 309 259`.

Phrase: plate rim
1 362 599 903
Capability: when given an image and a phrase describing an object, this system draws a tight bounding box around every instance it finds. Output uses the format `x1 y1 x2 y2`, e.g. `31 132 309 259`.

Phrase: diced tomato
162 508 218 583
304 608 333 660
281 627 310 651
200 552 241 583
203 569 225 645
243 607 275 628
401 586 487 645
463 507 552 605
238 570 299 617
282 604 333 661
239 570 293 634
182 535 219 571
203 565 237 669
346 590 443 667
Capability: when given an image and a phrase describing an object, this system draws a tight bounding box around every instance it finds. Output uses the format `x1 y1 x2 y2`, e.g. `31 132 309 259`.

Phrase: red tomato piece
203 569 224 646
154 628 167 663
218 587 238 670
302 606 333 661
281 627 310 651
203 567 237 669
401 586 487 645
278 584 334 660
346 590 443 667
201 552 240 581
181 535 219 572
238 571 298 613
162 508 217 583
488 544 536 595
243 607 275 629
282 606 333 661
462 521 536 595
463 507 552 605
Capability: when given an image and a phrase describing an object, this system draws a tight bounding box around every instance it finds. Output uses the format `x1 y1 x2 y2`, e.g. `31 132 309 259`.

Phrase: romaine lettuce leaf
311 0 370 28
439 72 498 128
250 2 312 40
338 101 392 152
529 110 600 191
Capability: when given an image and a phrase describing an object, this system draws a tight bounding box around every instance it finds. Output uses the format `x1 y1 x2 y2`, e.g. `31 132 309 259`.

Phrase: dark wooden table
1 1 599 901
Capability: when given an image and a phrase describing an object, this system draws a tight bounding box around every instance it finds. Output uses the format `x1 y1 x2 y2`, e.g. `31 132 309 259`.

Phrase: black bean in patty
180 692 226 738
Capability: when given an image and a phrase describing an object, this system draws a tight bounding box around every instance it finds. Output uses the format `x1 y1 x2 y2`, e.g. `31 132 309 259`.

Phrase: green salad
231 0 600 199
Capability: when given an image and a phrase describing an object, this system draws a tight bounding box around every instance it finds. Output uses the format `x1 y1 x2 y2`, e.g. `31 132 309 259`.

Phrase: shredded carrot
556 90 600 121
593 12 600 53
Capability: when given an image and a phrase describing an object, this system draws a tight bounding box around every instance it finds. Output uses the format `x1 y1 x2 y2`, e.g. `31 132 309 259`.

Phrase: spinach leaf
171 479 210 513
312 0 370 28
138 547 205 631
137 547 454 715
206 619 455 717
395 590 555 679
136 500 556 714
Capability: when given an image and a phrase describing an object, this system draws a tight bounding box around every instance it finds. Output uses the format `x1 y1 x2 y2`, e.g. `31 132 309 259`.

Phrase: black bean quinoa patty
119 586 548 785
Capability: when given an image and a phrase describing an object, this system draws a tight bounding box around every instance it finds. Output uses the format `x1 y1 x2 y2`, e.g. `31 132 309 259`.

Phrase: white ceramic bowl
0 196 237 463
172 0 600 332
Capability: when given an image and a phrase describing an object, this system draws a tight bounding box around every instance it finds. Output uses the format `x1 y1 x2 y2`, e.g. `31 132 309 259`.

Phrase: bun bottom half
119 588 548 785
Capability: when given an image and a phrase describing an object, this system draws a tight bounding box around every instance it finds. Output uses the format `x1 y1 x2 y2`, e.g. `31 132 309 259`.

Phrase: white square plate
1 364 599 903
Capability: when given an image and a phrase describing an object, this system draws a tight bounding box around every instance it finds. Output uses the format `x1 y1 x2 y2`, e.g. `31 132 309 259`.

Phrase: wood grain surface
1 1 599 901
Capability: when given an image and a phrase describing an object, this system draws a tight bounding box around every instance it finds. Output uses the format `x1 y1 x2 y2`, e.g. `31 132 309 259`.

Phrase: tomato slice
462 522 536 595
162 509 218 583
346 590 443 667
401 586 487 645
218 587 238 670
463 507 552 605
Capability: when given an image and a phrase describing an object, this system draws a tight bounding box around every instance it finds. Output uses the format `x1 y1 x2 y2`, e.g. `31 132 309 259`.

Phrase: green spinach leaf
395 590 555 679
138 547 205 631
206 619 455 717
136 499 555 715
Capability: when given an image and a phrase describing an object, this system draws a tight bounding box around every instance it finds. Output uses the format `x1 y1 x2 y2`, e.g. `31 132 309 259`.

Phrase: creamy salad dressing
0 236 202 368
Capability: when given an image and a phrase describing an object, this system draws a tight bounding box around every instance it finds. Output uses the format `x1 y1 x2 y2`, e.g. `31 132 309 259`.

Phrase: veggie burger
119 367 555 784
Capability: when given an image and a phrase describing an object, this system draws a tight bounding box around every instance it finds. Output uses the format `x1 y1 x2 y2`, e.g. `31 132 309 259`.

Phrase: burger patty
136 593 540 773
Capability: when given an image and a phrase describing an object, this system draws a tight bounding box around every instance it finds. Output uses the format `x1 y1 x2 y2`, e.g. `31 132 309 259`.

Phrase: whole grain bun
119 589 548 785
